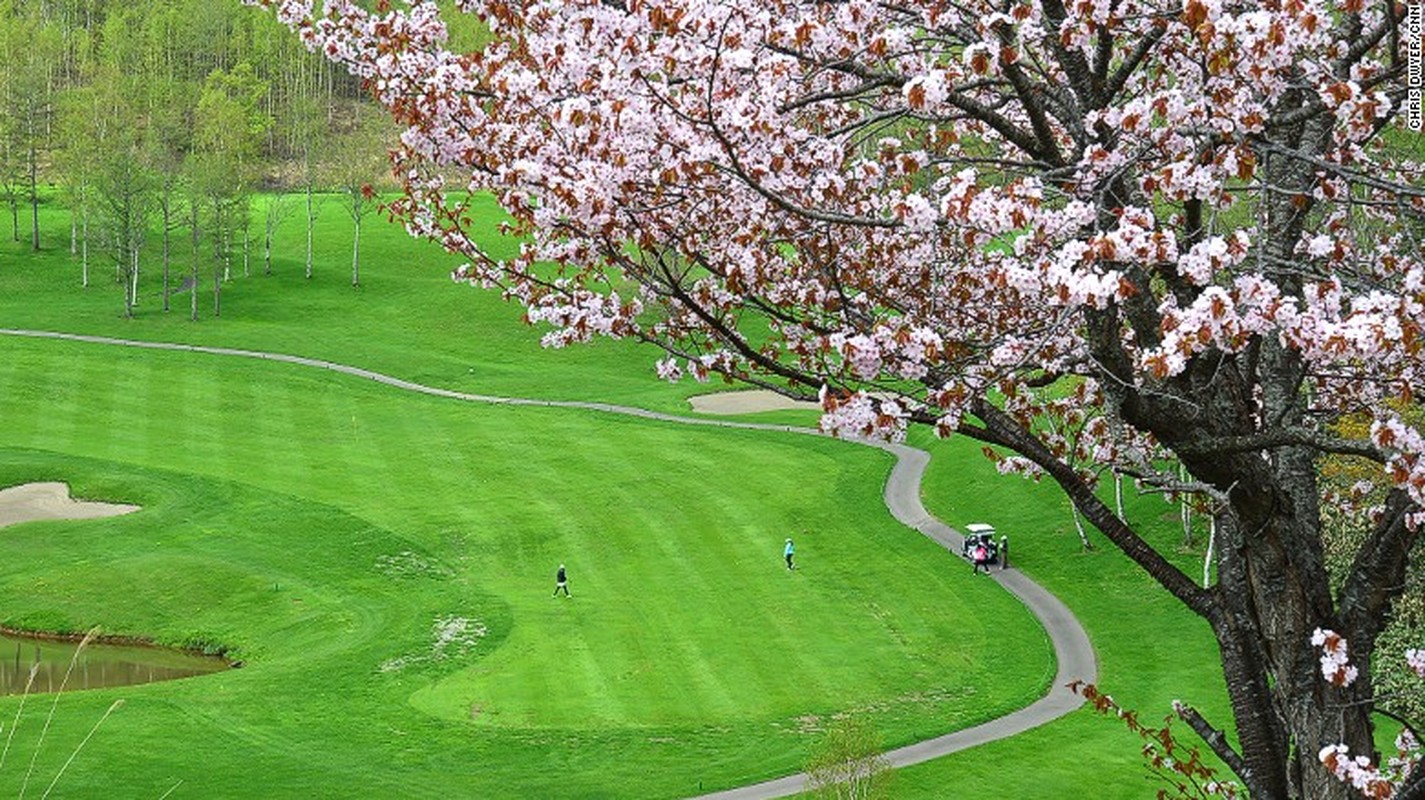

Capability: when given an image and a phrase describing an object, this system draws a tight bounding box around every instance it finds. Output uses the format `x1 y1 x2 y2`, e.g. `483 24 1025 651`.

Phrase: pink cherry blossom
245 2 1424 794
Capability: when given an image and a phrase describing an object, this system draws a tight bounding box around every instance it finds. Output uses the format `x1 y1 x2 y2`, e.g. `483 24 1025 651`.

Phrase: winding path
0 328 1097 798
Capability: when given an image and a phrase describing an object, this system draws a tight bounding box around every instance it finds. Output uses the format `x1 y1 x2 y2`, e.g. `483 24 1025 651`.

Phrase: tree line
0 0 394 318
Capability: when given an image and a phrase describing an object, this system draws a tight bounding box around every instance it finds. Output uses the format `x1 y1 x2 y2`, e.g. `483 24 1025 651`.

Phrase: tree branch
1338 489 1421 653
1174 702 1254 792
968 396 1218 618
1174 428 1388 461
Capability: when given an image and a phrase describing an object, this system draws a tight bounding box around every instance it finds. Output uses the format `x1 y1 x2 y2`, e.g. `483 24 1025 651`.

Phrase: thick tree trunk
976 362 1395 800
1143 352 1378 800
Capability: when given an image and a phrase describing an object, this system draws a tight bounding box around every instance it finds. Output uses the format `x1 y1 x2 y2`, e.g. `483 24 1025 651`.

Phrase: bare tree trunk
28 139 39 251
214 240 223 318
80 211 88 288
305 184 314 280
1113 471 1124 519
1180 465 1194 548
1203 516 1216 589
161 203 171 313
1070 503 1092 551
122 247 134 319
351 213 360 287
190 205 200 322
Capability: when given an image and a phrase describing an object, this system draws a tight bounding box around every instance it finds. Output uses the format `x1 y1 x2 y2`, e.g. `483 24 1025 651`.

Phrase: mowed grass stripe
6 348 72 450
0 334 1050 796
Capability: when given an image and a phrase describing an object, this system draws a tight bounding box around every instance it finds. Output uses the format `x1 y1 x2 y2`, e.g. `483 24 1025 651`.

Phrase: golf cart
962 523 1000 565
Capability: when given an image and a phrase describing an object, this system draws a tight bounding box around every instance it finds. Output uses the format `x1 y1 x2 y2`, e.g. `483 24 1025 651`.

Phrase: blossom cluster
1312 628 1359 687
243 0 1425 510
1319 744 1399 800
1313 631 1423 797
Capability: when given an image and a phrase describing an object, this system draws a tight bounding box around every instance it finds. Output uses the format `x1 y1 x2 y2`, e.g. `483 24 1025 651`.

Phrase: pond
0 632 231 696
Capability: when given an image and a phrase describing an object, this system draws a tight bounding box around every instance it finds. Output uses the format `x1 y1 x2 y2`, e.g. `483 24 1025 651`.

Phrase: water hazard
1 632 230 696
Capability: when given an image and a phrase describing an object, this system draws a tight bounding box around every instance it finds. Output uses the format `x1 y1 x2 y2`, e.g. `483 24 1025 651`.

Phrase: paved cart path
0 329 1097 799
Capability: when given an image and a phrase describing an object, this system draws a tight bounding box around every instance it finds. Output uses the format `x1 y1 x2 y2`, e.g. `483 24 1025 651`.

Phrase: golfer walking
553 563 571 597
784 538 795 570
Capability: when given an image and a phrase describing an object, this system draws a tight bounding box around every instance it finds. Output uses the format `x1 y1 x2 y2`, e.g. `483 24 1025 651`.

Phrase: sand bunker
687 390 817 415
0 482 139 529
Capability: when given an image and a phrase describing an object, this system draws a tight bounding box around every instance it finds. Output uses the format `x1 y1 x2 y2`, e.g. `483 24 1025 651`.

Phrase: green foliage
192 61 270 196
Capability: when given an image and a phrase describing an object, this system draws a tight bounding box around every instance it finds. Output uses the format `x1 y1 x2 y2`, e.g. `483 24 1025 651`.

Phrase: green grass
683 404 1238 794
880 429 1234 798
0 198 1062 797
0 193 708 412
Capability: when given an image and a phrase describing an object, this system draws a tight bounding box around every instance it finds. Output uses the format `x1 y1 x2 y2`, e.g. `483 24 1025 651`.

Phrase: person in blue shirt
784 538 795 570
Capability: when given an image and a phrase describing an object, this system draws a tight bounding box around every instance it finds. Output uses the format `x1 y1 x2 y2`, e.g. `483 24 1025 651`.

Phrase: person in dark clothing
553 563 571 597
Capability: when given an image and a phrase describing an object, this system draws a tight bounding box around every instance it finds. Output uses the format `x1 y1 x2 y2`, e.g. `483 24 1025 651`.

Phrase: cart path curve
0 328 1097 798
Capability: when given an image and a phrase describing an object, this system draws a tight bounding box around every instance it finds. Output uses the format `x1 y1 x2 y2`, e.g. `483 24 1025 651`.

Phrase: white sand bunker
0 482 140 529
687 390 818 415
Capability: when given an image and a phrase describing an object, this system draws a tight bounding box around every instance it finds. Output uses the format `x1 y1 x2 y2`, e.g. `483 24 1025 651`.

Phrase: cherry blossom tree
244 1 1425 796
1314 630 1423 798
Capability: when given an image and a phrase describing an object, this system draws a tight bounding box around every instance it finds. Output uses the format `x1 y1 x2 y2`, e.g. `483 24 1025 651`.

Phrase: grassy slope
0 194 707 412
0 199 1053 797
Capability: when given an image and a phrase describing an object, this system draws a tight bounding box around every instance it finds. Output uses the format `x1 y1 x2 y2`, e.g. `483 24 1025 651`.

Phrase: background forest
0 0 484 317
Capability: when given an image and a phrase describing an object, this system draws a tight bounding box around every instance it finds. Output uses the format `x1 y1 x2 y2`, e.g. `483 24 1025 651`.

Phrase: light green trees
53 84 99 286
86 70 155 319
139 3 198 314
329 106 390 289
18 0 360 313
189 62 270 317
0 7 62 251
146 75 196 312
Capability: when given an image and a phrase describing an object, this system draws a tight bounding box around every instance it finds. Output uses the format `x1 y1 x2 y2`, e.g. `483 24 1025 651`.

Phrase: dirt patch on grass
0 482 139 529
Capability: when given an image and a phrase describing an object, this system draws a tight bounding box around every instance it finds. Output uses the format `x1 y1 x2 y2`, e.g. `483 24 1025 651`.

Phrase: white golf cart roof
964 523 996 535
